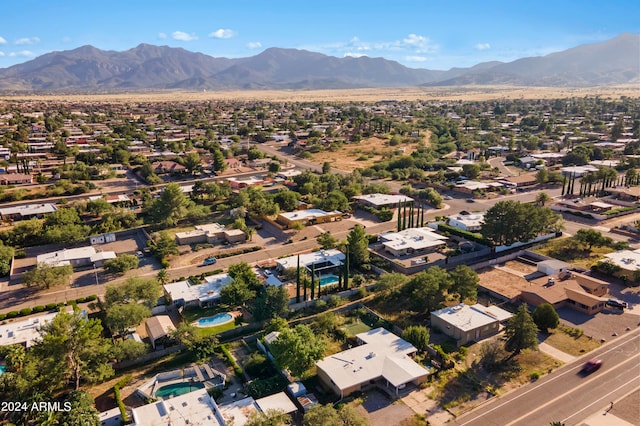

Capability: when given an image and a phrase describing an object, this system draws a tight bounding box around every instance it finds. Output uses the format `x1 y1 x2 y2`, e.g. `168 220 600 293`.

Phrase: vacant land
311 136 425 171
4 85 638 104
541 326 601 356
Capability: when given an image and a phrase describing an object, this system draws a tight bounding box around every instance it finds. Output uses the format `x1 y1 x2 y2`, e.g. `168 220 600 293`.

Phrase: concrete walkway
538 341 576 363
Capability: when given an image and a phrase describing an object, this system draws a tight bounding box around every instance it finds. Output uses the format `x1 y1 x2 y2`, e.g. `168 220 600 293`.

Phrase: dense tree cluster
481 201 563 246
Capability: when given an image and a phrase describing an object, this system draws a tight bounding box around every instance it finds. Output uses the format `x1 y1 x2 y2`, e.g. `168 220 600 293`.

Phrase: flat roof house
316 328 430 398
0 308 73 348
352 193 414 209
276 209 343 229
379 227 448 257
603 248 640 280
448 213 485 232
430 304 512 346
36 246 116 268
163 273 233 308
0 203 57 220
276 249 345 274
175 223 246 245
131 388 224 426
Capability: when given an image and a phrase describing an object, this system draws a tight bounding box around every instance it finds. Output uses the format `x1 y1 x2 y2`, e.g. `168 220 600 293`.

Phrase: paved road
452 328 640 426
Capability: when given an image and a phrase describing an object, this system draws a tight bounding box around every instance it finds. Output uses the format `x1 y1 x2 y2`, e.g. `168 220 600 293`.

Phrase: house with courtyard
36 246 116 268
316 327 431 398
602 248 640 280
275 208 344 229
430 303 512 346
275 249 345 281
378 227 448 257
163 273 234 308
352 193 414 209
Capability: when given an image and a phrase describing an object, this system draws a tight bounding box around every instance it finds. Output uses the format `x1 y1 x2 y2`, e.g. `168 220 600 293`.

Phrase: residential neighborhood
0 95 638 426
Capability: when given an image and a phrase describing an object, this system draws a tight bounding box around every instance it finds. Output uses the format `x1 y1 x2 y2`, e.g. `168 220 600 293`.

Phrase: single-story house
537 259 570 276
602 248 640 280
131 388 224 426
519 272 609 315
430 303 512 346
352 193 414 209
152 160 186 174
448 213 485 232
0 203 57 220
227 176 264 189
275 249 345 275
255 392 297 416
379 227 448 257
219 397 260 425
163 273 233 308
276 209 343 229
36 246 116 268
607 186 640 202
0 308 74 348
175 223 247 245
0 173 32 185
145 315 176 349
316 328 431 398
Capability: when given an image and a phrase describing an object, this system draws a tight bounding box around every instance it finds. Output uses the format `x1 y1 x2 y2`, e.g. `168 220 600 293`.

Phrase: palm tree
156 269 169 286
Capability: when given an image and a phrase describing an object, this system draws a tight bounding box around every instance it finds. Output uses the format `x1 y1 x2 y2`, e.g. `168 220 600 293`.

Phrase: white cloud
344 52 367 58
172 31 198 41
475 43 491 51
15 37 40 45
246 41 262 49
9 50 34 57
400 34 436 53
405 55 428 62
209 29 236 39
0 51 4 57
158 32 167 39
0 37 7 45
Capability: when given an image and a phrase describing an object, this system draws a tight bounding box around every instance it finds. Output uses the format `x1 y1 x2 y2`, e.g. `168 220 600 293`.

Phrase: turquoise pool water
0 365 6 376
197 313 233 327
155 382 204 399
319 275 339 287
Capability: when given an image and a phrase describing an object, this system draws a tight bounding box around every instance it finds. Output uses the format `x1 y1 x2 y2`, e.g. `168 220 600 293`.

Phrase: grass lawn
542 326 601 356
341 321 372 337
180 307 244 337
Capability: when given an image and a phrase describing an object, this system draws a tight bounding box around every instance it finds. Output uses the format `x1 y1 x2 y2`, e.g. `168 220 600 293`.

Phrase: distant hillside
0 33 638 93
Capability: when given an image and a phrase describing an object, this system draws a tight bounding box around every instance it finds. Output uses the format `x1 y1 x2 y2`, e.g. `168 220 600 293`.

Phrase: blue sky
1 0 638 70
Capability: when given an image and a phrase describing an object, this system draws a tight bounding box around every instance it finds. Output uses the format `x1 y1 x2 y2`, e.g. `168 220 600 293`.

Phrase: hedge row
437 223 491 246
114 374 132 424
0 295 98 321
220 344 245 381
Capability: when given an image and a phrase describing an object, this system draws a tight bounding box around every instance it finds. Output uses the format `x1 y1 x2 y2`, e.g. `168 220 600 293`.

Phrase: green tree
228 261 262 290
183 151 202 175
375 272 408 294
535 192 551 206
481 201 561 246
402 325 430 351
149 182 195 227
574 229 612 251
212 149 227 173
449 265 479 302
54 391 101 426
105 303 151 337
31 309 114 391
246 409 290 426
148 231 179 259
103 254 139 274
42 208 89 244
269 325 327 377
317 231 339 250
22 263 73 289
322 162 331 174
462 163 481 179
406 267 452 312
111 339 148 362
220 278 256 307
274 190 301 211
0 243 14 276
303 403 368 426
532 303 560 332
347 224 369 268
504 305 538 356
103 277 161 309
156 268 169 285
252 286 290 321
318 190 350 212
86 198 113 217
536 168 550 184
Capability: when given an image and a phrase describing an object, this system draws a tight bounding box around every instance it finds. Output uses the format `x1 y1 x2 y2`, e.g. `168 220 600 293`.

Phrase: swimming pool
196 313 233 327
0 365 6 376
319 274 339 287
155 382 204 399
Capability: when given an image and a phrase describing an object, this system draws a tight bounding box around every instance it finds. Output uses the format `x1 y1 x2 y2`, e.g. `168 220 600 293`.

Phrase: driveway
361 389 414 425
557 307 639 342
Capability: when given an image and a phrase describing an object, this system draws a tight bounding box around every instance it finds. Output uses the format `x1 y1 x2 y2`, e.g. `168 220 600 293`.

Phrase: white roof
0 203 57 217
0 308 73 348
316 328 428 393
219 397 259 426
131 388 223 426
352 193 413 207
380 227 448 251
98 408 122 426
276 249 345 271
531 153 564 159
255 392 297 414
163 274 233 304
603 249 640 271
448 213 485 229
36 246 114 267
431 304 512 332
279 209 341 221
561 165 599 176
590 201 615 209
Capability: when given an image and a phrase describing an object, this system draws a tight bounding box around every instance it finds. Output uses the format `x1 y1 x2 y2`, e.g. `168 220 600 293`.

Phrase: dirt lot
477 266 530 300
310 135 426 171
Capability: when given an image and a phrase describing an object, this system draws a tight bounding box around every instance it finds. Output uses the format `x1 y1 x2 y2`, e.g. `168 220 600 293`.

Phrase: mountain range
0 33 637 93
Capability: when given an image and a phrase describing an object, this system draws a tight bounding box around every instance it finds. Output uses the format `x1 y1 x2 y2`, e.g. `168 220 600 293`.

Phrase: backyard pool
319 274 339 287
196 313 233 327
155 382 204 399
0 365 6 376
